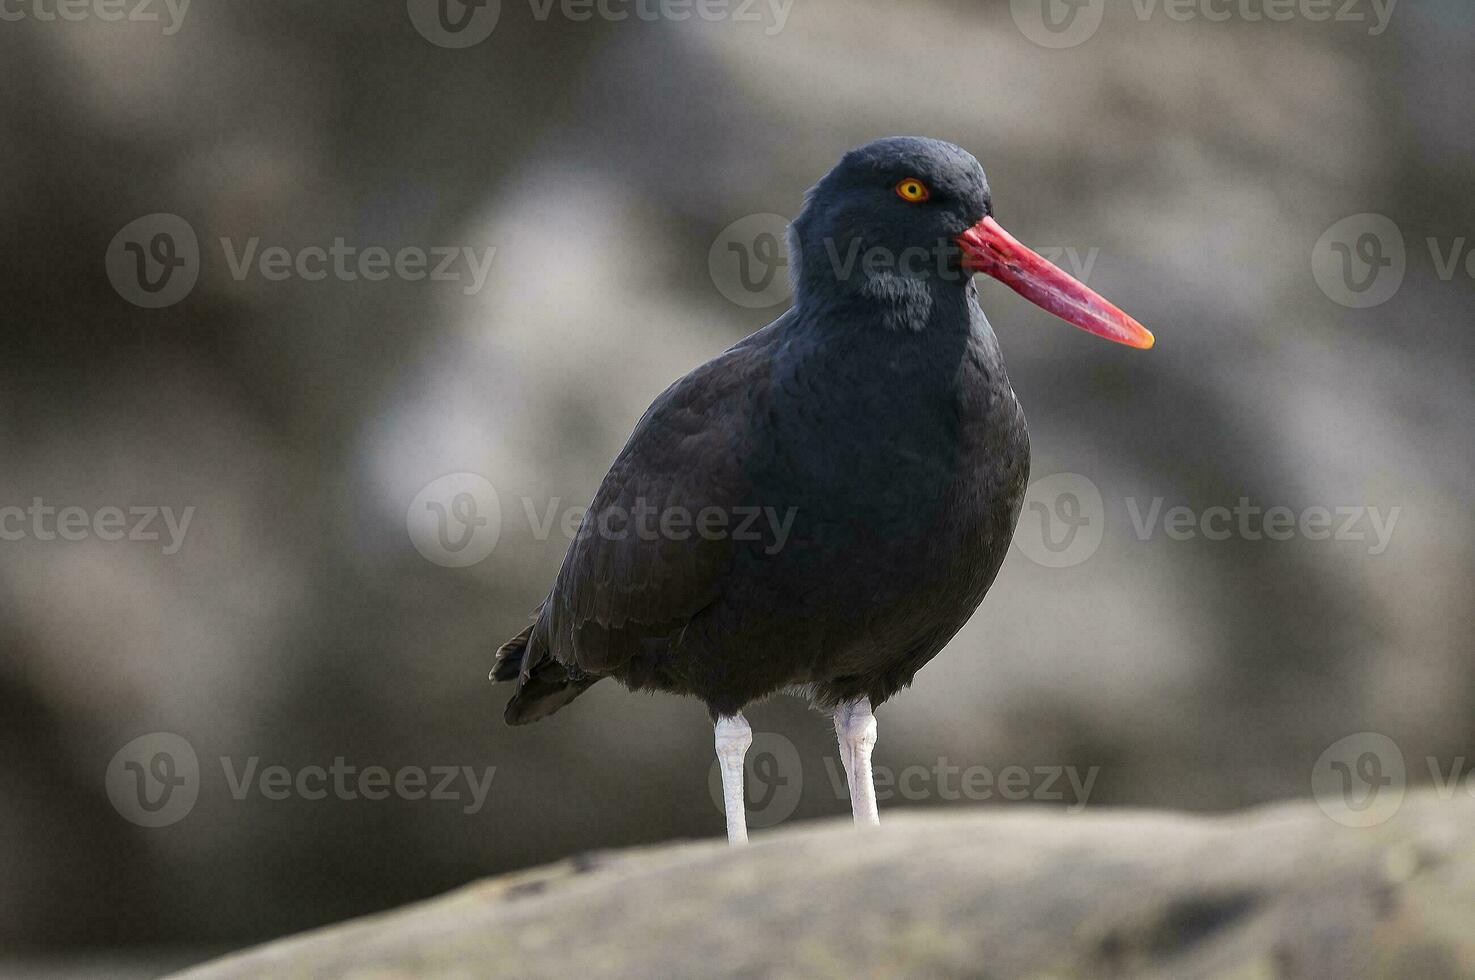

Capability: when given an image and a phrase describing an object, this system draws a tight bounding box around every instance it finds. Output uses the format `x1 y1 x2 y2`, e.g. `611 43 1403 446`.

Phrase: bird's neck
782 280 1012 404
793 273 977 337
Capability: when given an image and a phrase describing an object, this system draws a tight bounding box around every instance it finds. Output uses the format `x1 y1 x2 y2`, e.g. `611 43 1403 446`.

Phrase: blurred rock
4 0 1474 953
174 792 1475 980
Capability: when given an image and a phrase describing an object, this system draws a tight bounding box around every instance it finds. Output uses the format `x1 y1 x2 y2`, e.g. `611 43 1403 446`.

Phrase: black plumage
492 136 1152 734
494 137 1033 723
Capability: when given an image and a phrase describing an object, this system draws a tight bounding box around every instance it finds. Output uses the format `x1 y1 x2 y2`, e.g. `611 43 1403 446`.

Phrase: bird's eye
895 178 930 203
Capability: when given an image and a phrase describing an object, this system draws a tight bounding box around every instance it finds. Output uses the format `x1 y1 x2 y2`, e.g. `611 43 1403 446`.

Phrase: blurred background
2 0 1473 973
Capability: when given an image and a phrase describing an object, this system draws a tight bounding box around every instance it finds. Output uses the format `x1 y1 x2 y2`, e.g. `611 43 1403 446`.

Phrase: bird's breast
748 322 1027 573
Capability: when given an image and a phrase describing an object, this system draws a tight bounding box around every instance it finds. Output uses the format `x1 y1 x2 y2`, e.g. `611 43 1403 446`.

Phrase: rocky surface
175 792 1475 979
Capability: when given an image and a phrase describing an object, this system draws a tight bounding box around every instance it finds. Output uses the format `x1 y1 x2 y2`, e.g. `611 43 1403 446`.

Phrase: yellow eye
895 178 930 203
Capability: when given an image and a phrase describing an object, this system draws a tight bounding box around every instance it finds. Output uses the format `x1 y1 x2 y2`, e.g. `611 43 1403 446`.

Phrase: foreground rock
175 792 1475 979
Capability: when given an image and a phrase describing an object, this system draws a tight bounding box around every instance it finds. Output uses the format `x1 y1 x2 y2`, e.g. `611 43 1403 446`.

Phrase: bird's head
789 136 1153 349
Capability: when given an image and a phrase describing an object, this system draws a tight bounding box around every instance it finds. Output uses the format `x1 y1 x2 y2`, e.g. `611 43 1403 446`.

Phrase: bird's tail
490 621 597 725
490 624 534 684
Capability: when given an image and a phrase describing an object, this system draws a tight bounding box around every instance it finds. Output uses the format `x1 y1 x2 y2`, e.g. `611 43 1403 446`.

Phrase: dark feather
492 137 1030 723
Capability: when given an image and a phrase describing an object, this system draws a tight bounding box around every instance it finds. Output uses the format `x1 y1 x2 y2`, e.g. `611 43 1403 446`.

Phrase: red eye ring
895 178 930 202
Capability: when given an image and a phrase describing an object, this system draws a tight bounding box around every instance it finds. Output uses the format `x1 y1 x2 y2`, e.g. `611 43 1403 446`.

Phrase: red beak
957 216 1154 350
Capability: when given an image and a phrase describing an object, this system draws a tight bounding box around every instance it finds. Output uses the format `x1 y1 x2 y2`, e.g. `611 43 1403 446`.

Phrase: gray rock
173 792 1475 979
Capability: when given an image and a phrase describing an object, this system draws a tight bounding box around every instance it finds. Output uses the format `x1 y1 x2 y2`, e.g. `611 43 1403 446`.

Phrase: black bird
492 137 1153 843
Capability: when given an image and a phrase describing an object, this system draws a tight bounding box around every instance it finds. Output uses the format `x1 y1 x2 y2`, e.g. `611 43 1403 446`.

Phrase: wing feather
542 330 775 676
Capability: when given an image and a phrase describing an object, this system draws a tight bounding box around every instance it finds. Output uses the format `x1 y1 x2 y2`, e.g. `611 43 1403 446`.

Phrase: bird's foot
714 714 752 845
834 698 880 828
